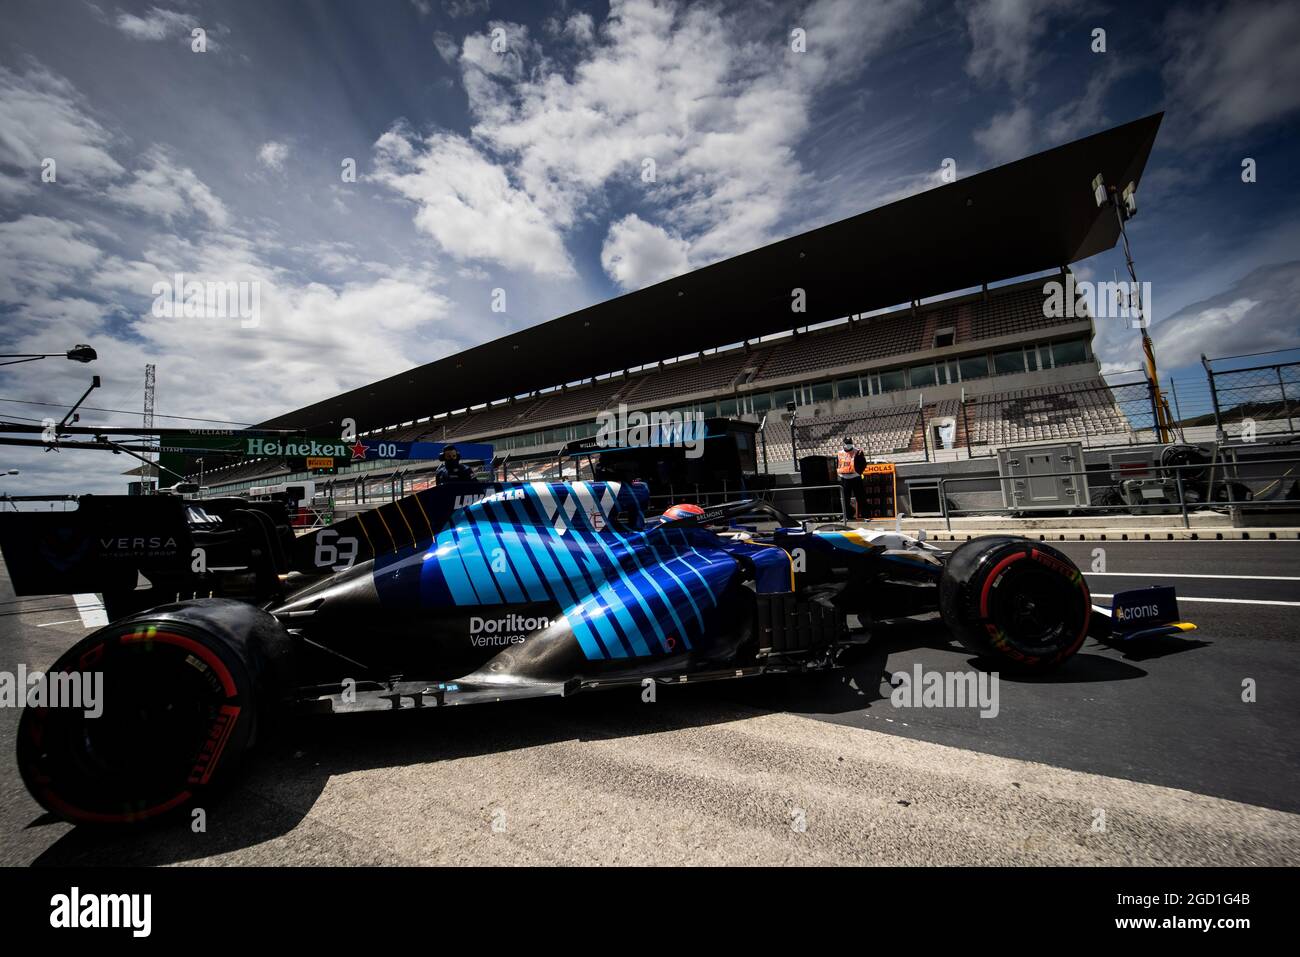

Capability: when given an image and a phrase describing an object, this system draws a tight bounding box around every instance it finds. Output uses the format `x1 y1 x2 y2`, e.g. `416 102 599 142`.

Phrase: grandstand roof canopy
261 112 1162 434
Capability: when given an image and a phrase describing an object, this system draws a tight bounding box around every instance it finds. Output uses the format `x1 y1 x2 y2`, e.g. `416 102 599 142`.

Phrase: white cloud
448 0 921 272
0 64 124 197
374 1 925 286
1150 261 1300 368
258 140 289 171
559 13 595 43
973 56 1129 163
0 215 105 301
1163 0 1300 142
790 0 925 88
961 0 1081 91
443 0 490 18
433 31 460 65
972 103 1034 163
114 6 198 41
370 126 574 277
107 148 230 227
0 216 464 496
1044 57 1130 145
600 214 691 290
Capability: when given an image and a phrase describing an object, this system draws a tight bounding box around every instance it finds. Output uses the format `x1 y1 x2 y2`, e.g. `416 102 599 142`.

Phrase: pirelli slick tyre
939 537 1090 672
17 600 294 826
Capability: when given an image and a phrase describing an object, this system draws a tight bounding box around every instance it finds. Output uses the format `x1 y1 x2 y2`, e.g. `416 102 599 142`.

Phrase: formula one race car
0 480 1194 825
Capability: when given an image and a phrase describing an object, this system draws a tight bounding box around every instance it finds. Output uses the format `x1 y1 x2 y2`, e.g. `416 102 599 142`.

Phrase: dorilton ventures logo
469 613 552 647
246 438 352 458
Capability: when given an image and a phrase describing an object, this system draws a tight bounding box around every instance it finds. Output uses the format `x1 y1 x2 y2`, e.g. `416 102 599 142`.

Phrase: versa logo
100 536 178 551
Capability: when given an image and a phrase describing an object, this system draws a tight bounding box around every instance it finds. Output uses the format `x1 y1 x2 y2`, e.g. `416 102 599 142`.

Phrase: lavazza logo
455 487 526 510
469 613 552 647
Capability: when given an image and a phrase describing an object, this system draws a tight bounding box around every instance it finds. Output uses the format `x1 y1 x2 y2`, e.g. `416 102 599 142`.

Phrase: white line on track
36 618 82 627
73 593 107 628
1085 572 1300 581
1090 593 1300 607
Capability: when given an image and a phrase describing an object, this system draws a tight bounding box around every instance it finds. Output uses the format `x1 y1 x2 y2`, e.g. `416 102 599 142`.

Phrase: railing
647 482 849 521
1202 354 1300 442
788 358 1300 465
935 455 1300 530
961 378 1156 456
794 405 928 462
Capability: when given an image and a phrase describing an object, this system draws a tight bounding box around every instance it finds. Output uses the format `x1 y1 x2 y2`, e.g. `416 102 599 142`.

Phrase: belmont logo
151 272 260 329
469 613 551 647
595 404 705 459
246 437 350 458
1043 274 1151 329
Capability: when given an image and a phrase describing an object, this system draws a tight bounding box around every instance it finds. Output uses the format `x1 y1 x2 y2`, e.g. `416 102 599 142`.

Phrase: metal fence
960 378 1154 455
1202 356 1300 442
794 405 926 460
936 455 1300 530
790 351 1300 464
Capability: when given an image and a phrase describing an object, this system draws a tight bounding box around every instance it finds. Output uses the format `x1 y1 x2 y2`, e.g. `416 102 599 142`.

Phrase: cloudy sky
1 0 1298 494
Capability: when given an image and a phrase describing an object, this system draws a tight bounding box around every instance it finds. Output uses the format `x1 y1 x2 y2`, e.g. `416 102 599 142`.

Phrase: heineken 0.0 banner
158 433 494 482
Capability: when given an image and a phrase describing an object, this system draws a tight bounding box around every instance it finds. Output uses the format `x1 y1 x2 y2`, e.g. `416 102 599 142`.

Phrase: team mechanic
837 436 868 521
434 444 476 484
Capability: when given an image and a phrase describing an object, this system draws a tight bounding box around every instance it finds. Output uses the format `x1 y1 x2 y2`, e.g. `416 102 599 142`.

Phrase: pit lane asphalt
1 541 1297 866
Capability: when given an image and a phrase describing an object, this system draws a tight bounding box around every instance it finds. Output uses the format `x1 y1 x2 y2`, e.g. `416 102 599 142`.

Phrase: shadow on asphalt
26 621 1205 865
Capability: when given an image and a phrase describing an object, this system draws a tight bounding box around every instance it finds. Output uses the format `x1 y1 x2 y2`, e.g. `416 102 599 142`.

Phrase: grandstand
199 114 1167 500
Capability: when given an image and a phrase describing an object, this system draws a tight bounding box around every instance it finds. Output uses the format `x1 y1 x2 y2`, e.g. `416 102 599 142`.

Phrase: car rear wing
0 495 292 599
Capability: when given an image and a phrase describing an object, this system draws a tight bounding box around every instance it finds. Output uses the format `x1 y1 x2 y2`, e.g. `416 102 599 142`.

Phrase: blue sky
1 0 1298 493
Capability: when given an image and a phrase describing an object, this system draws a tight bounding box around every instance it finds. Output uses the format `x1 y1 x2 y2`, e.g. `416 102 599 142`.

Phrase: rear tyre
939 537 1090 672
17 600 293 826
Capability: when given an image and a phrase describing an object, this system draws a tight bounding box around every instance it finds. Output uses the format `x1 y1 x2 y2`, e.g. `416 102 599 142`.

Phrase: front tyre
17 600 293 825
939 537 1090 672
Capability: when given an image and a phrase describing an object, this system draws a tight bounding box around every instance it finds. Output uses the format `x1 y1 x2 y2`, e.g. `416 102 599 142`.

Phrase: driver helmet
661 503 705 521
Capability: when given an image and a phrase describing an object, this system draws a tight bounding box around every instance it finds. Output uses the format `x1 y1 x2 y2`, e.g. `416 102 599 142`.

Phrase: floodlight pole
1101 180 1174 443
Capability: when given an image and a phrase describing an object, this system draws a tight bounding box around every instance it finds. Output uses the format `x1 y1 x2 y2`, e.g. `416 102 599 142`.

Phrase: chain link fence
794 405 927 461
792 352 1300 463
1202 357 1300 442
960 379 1150 454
